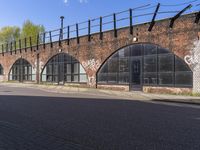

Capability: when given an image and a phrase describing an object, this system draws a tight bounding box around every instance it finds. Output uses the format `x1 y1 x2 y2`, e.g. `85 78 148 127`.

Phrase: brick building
0 11 199 94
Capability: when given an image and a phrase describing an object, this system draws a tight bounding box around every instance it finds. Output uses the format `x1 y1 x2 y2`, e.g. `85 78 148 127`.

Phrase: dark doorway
130 57 142 91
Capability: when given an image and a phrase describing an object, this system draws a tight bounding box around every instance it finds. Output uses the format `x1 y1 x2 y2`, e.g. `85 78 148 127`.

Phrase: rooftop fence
0 0 200 54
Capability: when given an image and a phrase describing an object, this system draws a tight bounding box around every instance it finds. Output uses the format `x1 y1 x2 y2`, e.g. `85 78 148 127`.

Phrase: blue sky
0 0 199 32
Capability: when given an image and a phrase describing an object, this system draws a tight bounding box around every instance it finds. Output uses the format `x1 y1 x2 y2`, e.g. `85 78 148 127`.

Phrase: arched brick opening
40 52 88 85
8 58 36 82
96 43 193 93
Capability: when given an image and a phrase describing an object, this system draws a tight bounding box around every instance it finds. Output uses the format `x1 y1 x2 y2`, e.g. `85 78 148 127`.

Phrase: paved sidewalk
1 82 200 104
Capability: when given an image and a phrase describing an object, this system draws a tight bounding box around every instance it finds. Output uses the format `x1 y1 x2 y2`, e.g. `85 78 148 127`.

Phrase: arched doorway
9 58 35 82
97 44 193 91
41 53 87 84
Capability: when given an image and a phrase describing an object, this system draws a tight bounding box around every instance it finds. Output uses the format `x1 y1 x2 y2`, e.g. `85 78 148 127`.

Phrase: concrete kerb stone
1 82 200 104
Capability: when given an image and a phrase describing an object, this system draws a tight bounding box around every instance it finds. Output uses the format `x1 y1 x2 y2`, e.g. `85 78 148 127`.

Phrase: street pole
60 16 64 40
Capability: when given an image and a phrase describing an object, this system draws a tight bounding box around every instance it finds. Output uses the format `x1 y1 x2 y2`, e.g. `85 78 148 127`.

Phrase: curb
151 99 200 105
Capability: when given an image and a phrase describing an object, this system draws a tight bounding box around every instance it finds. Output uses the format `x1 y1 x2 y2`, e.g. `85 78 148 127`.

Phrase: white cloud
64 0 69 4
63 0 88 5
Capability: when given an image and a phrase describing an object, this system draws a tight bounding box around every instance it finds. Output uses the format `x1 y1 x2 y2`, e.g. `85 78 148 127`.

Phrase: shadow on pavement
0 95 200 150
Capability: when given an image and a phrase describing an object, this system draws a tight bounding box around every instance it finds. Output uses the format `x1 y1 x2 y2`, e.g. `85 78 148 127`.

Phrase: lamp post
60 16 64 40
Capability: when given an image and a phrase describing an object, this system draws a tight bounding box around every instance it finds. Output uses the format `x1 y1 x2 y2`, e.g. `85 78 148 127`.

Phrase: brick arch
39 45 81 73
8 57 35 75
96 42 175 75
40 51 88 84
40 52 86 75
0 52 37 81
96 42 193 91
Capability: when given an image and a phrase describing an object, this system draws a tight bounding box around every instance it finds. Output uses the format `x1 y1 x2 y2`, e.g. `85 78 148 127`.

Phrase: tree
0 26 20 45
20 20 45 46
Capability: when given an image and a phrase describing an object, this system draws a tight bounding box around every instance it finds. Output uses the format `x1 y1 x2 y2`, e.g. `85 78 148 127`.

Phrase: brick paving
0 84 200 149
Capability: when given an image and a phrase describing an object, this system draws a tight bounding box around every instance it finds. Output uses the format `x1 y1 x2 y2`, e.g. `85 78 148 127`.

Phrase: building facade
0 12 199 94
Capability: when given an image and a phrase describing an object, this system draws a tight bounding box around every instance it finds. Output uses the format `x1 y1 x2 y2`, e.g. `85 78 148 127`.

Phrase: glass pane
99 63 108 73
144 56 157 72
130 44 142 56
28 66 32 75
47 75 52 82
67 64 71 74
54 64 59 74
65 54 71 62
175 56 191 72
175 72 192 87
80 74 87 82
159 54 174 72
73 63 79 74
159 73 174 85
47 65 52 74
119 58 129 72
119 72 129 84
158 47 171 54
28 75 32 80
72 75 79 82
107 73 118 83
24 66 28 74
98 73 107 83
119 47 130 58
143 73 157 85
108 58 119 73
32 74 36 81
53 76 58 82
144 44 157 55
66 75 72 82
80 65 86 74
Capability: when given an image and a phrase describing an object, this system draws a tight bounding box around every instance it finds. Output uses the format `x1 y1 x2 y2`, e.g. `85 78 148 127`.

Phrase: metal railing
0 1 199 55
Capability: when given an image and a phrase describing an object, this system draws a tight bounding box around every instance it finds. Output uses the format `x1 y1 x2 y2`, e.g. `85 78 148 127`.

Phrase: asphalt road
0 85 200 150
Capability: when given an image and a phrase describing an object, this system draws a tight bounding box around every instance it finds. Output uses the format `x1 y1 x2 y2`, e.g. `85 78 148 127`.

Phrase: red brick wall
0 12 199 91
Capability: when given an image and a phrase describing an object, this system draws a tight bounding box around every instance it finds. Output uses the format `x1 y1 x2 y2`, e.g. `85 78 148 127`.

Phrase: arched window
0 64 3 75
97 44 193 90
9 59 35 82
41 53 87 84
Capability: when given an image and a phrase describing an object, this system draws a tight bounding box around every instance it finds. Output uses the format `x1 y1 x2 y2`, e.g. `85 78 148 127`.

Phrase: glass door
130 57 142 91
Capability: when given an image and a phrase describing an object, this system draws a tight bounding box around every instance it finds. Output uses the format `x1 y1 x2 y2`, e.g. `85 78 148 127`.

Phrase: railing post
148 3 160 31
169 4 192 28
59 29 62 46
88 19 91 42
14 40 17 54
43 32 46 49
76 23 79 44
6 43 8 52
67 26 70 45
113 13 117 38
10 42 12 55
2 44 4 56
24 38 27 52
30 37 32 51
49 31 53 48
19 39 22 53
100 16 103 40
37 34 39 50
129 9 133 35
